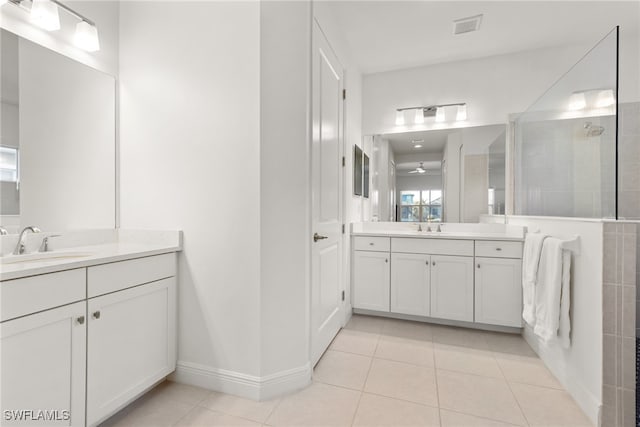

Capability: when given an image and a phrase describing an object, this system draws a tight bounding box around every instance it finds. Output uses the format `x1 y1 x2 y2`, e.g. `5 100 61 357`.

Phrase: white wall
0 0 119 76
363 44 592 135
259 0 312 381
505 216 603 425
119 1 262 382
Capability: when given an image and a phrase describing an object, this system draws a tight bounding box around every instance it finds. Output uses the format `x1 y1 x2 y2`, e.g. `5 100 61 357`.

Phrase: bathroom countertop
0 230 182 281
351 230 525 241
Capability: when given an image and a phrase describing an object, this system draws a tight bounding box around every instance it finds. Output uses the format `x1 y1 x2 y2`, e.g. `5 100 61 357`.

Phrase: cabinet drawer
392 238 473 257
88 253 176 298
1 269 86 322
353 236 390 252
475 241 523 259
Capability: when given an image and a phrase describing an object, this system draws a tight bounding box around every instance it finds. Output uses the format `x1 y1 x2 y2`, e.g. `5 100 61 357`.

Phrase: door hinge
342 224 345 234
341 290 345 301
342 89 346 100
342 156 345 167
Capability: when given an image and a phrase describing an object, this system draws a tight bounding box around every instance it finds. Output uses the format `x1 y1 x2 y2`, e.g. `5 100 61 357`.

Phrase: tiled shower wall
603 223 636 427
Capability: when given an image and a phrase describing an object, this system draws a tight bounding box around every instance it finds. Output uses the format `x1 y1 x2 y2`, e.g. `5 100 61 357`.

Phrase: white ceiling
327 1 640 74
387 129 450 154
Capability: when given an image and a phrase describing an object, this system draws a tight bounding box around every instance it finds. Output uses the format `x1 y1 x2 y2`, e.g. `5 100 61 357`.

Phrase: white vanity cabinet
390 253 430 316
352 234 523 330
1 269 87 427
1 301 87 427
0 252 178 427
474 241 523 327
353 237 390 312
430 255 474 322
86 254 177 427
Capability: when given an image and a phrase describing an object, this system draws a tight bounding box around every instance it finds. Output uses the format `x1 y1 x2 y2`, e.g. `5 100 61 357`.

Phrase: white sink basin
0 251 94 265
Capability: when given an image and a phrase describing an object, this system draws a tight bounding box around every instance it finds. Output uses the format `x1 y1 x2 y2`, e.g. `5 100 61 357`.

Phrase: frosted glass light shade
414 109 424 124
30 0 60 31
75 21 100 52
568 92 586 110
456 104 467 121
395 110 405 126
596 89 615 108
435 107 445 122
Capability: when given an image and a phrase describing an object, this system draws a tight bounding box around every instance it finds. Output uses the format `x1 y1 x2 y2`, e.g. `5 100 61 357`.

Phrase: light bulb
435 107 445 122
395 110 405 126
596 89 615 108
75 21 100 52
413 144 423 149
414 109 424 124
568 92 586 110
456 104 467 121
30 0 60 31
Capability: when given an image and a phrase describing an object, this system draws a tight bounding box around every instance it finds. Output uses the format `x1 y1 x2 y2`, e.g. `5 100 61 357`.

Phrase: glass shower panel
514 28 618 218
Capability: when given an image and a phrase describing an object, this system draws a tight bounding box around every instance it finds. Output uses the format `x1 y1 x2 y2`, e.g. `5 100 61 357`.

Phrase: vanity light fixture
7 0 100 52
74 20 100 52
30 0 60 31
596 89 615 108
395 103 467 126
456 104 468 121
568 92 586 110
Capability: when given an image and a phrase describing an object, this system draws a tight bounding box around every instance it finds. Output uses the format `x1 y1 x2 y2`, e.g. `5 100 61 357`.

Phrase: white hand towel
533 238 564 342
522 232 548 326
558 250 572 348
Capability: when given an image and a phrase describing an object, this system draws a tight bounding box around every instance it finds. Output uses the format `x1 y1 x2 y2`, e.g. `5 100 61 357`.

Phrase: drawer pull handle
76 316 85 325
93 311 101 320
496 248 502 251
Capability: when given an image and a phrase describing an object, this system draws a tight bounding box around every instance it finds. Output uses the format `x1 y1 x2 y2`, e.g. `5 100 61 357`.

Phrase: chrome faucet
436 224 442 232
417 223 422 232
13 226 41 255
0 226 8 235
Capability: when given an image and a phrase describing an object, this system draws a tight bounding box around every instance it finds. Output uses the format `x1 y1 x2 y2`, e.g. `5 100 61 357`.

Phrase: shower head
584 121 605 137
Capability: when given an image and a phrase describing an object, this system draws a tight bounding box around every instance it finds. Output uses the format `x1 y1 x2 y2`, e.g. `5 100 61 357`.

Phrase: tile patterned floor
100 315 594 427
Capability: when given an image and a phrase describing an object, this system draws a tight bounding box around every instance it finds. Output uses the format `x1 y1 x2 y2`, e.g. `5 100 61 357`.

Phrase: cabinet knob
76 316 85 325
477 264 481 269
432 261 436 266
496 247 502 251
93 311 101 320
385 258 388 263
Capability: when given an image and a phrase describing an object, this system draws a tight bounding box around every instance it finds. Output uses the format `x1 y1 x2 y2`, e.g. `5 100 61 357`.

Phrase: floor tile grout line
439 407 524 427
494 354 532 427
350 334 379 427
432 334 443 427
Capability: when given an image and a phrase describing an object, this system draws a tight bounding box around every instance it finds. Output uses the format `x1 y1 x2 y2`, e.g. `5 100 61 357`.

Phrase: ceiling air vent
453 14 483 35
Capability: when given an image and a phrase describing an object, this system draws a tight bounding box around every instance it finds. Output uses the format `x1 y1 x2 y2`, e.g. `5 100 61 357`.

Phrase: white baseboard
170 361 311 401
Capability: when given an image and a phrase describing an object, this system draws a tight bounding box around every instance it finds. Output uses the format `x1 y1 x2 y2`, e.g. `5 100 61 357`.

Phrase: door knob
313 233 328 242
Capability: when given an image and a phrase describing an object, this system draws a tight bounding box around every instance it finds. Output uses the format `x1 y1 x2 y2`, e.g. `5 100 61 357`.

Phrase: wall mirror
0 29 116 233
365 124 506 223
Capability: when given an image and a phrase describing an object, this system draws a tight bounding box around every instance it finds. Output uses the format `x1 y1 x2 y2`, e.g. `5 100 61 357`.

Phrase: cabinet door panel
353 251 390 311
390 253 430 316
1 301 86 426
87 277 176 426
475 257 523 327
430 255 474 322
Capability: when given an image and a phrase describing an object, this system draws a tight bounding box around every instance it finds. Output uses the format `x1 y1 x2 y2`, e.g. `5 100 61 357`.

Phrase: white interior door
311 19 344 366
